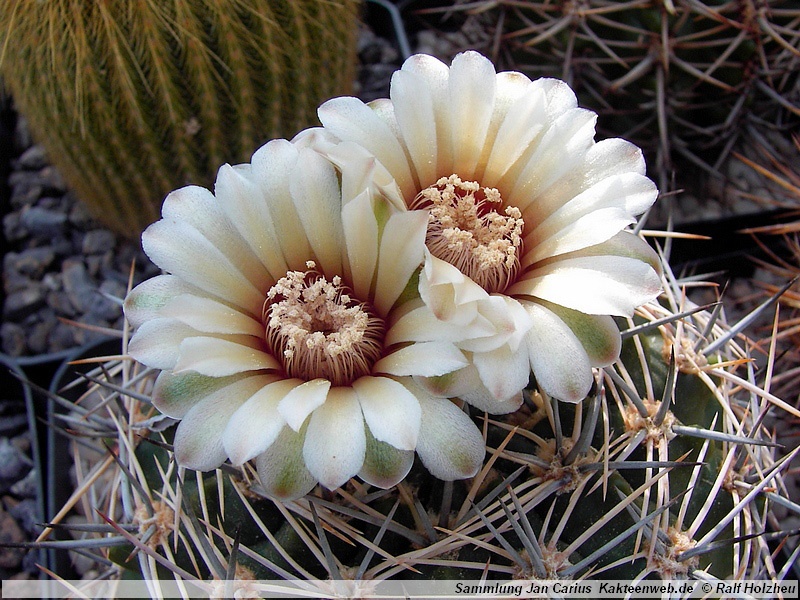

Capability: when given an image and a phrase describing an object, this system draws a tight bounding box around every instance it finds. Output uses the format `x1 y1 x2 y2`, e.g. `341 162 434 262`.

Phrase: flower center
413 174 524 293
262 262 385 386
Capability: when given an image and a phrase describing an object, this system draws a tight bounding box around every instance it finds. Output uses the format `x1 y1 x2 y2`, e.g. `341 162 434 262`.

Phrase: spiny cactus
0 0 359 236
457 0 800 194
14 254 799 595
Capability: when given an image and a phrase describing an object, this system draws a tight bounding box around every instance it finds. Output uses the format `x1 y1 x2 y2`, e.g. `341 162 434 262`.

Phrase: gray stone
82 229 116 255
0 415 28 436
48 321 78 351
47 291 77 317
20 206 67 236
3 287 46 320
7 498 39 535
28 318 55 354
0 323 26 357
9 471 37 501
39 165 67 193
61 259 95 313
0 439 27 481
68 201 95 228
2 211 24 242
8 247 55 279
0 508 25 569
15 145 47 170
88 280 125 321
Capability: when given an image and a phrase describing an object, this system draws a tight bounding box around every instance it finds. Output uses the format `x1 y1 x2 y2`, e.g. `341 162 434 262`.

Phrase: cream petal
174 336 279 376
391 68 438 187
455 295 531 353
539 300 621 367
472 343 531 403
142 218 264 312
418 253 487 324
214 163 287 281
374 210 428 315
124 275 199 328
398 53 452 179
559 230 662 273
342 190 379 301
482 81 546 186
353 376 421 451
523 171 657 257
386 303 495 346
162 294 263 337
524 207 635 266
153 371 256 419
447 51 497 179
289 148 345 278
525 300 593 403
373 341 468 378
508 108 598 215
303 387 366 490
161 185 270 291
128 318 198 370
415 391 484 480
223 379 298 465
250 139 313 271
359 426 414 489
256 425 317 502
422 362 523 414
511 256 662 316
173 375 269 471
277 378 331 432
317 96 415 200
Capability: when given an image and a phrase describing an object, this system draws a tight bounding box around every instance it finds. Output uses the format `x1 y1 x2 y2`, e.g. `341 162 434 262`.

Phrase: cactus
457 1 800 194
0 0 359 236
14 254 799 594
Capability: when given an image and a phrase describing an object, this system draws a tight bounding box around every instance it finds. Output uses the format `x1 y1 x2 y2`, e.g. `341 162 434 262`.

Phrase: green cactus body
0 0 359 236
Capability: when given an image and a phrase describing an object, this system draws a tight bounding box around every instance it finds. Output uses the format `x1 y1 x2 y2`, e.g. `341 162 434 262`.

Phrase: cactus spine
0 0 359 235
26 258 799 592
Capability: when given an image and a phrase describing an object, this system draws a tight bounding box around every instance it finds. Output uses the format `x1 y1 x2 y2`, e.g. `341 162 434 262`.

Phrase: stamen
262 262 385 385
413 174 524 293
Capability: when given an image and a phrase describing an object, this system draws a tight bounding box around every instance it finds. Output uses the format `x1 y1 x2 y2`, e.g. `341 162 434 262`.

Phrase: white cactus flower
124 139 485 501
305 50 662 406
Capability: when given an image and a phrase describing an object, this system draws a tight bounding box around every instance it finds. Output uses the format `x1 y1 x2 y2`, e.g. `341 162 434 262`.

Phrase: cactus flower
124 139 485 501
306 51 663 405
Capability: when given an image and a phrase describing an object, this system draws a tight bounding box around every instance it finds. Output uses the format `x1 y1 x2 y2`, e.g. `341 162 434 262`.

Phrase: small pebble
0 508 25 569
0 438 28 482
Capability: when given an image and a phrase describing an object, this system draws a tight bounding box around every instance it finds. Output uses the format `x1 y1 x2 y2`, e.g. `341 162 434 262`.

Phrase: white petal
391 68 439 187
223 379 298 465
277 378 331 432
124 275 198 328
160 185 271 291
174 336 279 376
250 140 313 272
374 210 428 315
455 295 531 353
142 218 263 312
353 376 421 451
511 255 661 316
342 190 379 301
162 294 263 336
398 53 452 178
415 391 484 480
214 163 288 281
153 371 256 419
525 300 593 403
317 96 415 200
448 51 496 178
374 341 468 377
303 387 366 490
386 303 495 346
359 427 414 489
524 207 634 266
420 363 524 414
256 426 317 501
418 253 487 324
128 318 198 370
173 375 269 471
289 148 345 278
541 301 621 367
472 343 531 403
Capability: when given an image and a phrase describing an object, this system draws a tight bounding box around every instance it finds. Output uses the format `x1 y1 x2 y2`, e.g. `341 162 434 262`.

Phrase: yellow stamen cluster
263 262 384 385
414 174 524 293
